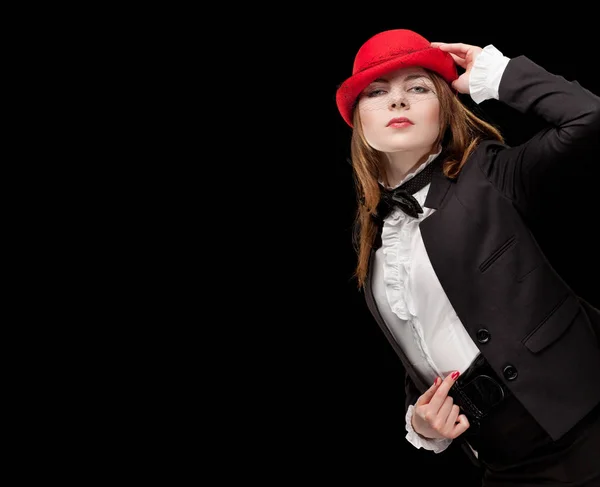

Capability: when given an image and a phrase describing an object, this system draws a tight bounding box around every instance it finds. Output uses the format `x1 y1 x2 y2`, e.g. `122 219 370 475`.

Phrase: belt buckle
450 373 506 426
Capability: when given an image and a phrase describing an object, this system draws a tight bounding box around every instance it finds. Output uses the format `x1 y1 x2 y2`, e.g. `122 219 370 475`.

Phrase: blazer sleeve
476 55 600 218
404 371 421 411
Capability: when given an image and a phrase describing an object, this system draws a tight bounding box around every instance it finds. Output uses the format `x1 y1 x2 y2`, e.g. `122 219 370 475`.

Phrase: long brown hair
350 69 504 289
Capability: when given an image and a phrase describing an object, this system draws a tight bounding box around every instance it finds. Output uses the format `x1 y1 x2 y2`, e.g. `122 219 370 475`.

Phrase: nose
390 100 408 109
390 88 409 109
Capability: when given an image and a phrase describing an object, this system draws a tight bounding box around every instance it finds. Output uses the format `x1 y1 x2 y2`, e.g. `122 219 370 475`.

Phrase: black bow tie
375 158 442 221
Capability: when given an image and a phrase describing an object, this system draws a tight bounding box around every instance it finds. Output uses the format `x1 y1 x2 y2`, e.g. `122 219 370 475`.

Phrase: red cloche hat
336 29 458 127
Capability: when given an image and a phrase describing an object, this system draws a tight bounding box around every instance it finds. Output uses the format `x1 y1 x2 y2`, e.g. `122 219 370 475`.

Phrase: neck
383 147 439 188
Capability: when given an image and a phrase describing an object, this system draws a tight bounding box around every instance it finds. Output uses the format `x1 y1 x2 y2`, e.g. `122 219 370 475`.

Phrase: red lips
387 117 413 126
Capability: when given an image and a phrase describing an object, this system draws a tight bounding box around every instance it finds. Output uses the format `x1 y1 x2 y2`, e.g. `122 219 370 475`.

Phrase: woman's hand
411 371 470 439
430 42 483 94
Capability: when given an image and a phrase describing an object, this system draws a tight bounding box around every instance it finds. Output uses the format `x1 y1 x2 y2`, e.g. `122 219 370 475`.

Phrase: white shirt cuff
469 44 511 104
405 405 452 453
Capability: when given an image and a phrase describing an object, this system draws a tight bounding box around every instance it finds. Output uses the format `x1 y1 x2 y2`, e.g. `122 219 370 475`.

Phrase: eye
366 89 386 97
409 85 430 94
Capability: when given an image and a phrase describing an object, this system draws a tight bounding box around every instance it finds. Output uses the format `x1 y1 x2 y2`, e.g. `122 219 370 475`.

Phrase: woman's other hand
411 371 471 439
430 42 483 94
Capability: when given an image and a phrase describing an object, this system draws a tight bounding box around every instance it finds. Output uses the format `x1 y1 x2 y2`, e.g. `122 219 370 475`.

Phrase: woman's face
357 66 441 153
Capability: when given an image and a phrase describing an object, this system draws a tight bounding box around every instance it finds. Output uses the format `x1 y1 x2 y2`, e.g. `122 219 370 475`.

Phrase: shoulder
473 138 509 157
459 138 509 176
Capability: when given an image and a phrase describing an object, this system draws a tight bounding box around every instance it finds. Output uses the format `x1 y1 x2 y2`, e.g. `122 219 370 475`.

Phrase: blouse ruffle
379 153 439 323
380 207 421 321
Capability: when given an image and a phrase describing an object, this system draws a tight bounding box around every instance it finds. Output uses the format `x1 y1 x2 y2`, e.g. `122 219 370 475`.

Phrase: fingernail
451 371 460 380
434 377 440 386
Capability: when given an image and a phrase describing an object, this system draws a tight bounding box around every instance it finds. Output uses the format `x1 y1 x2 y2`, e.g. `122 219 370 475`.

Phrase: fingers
430 42 472 55
452 414 471 438
415 376 441 406
431 42 469 69
428 371 460 412
447 52 467 68
437 397 458 430
412 372 472 440
432 399 470 439
447 404 461 428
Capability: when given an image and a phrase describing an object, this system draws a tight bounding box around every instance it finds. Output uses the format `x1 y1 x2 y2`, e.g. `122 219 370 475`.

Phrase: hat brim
336 48 458 127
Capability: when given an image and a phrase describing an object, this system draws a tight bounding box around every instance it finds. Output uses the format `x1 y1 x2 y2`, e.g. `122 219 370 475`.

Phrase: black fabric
375 157 443 221
469 389 600 486
447 353 600 484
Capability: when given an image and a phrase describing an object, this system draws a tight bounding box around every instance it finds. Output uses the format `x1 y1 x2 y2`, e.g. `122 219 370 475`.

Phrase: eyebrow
370 74 428 84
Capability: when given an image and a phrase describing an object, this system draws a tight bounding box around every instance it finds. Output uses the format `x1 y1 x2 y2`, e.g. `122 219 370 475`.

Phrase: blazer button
503 365 518 381
476 328 491 343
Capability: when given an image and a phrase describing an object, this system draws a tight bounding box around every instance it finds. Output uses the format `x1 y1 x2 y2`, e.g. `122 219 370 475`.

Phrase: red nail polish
451 371 460 380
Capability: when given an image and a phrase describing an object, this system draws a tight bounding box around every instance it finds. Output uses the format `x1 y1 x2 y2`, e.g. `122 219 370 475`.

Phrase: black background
34 14 600 486
260 18 600 485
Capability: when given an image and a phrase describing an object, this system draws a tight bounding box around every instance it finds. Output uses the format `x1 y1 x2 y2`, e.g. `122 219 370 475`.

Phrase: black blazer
363 55 600 464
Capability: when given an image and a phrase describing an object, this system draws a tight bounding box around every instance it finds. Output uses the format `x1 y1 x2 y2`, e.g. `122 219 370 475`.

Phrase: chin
379 145 420 153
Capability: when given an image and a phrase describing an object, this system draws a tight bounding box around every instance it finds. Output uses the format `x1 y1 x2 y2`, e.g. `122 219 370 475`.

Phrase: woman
335 28 600 485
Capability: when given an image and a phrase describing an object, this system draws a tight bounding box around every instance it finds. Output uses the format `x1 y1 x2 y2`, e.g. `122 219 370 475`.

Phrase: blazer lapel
423 167 453 210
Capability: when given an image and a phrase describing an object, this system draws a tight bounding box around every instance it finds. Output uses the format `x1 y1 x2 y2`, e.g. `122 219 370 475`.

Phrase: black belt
448 354 511 434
